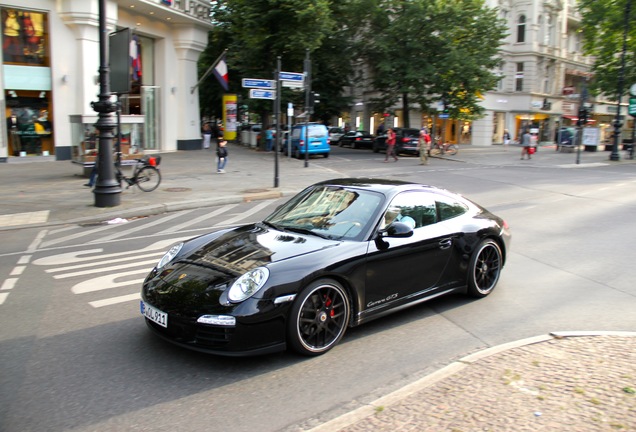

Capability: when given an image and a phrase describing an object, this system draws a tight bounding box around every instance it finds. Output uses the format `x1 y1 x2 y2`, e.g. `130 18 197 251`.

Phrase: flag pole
191 49 228 94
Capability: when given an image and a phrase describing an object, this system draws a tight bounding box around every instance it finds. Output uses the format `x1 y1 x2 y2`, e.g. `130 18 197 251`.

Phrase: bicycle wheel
446 145 458 156
135 166 161 192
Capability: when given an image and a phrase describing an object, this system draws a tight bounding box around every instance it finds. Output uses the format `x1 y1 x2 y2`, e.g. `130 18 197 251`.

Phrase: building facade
344 0 631 148
1 0 213 163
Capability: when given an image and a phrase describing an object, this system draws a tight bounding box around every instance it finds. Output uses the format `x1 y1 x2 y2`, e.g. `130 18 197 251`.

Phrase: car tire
287 279 350 356
323 152 329 158
467 239 502 298
372 144 379 153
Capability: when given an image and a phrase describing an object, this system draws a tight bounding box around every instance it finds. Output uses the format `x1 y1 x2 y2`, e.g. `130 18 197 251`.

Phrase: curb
306 331 636 432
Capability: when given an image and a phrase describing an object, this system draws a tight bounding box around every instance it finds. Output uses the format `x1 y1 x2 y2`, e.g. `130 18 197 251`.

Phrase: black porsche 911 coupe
141 178 511 356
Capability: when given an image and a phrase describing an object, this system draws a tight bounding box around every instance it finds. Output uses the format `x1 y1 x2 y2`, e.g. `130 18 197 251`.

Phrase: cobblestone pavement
312 334 636 432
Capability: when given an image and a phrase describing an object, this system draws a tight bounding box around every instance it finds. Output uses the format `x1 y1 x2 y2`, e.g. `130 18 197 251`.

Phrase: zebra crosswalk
3 199 283 308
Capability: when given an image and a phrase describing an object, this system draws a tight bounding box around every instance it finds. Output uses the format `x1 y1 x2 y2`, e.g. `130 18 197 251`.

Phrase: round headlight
157 242 183 269
228 267 270 303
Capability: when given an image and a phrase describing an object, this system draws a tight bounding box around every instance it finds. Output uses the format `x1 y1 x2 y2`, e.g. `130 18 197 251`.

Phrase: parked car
338 130 375 149
328 127 345 145
373 127 421 155
285 123 330 158
141 178 511 357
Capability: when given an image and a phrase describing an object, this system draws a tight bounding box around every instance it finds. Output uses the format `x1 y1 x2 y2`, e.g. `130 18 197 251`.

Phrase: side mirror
383 221 414 238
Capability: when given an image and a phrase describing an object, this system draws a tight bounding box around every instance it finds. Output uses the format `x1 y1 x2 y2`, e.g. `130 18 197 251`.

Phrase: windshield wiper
282 226 332 240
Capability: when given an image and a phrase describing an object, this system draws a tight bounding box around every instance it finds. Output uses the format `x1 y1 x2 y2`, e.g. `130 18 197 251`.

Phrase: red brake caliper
325 295 335 318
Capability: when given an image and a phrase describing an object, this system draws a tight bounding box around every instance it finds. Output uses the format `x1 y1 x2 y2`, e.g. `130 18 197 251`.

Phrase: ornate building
1 0 213 162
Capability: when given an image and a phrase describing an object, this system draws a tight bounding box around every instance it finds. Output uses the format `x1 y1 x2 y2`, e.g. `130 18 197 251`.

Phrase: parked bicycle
115 154 162 192
430 137 458 156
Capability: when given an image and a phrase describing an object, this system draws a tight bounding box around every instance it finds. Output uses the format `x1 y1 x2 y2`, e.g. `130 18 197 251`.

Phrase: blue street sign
438 113 450 119
249 89 276 100
242 79 276 89
279 71 304 82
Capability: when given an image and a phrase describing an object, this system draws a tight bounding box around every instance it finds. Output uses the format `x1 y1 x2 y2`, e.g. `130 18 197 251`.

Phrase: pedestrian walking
202 123 212 149
520 129 532 160
419 129 431 165
384 127 398 162
503 129 511 151
265 127 274 152
217 139 228 173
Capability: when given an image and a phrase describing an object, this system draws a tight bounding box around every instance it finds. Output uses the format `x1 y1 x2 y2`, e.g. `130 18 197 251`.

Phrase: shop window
5 90 53 156
1 8 49 66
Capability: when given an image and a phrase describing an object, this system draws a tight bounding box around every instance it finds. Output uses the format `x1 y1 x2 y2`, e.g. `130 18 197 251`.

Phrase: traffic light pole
304 50 311 168
273 57 280 188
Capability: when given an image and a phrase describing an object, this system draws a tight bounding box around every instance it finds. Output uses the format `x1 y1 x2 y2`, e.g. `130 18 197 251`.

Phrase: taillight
356 137 361 141
402 137 409 143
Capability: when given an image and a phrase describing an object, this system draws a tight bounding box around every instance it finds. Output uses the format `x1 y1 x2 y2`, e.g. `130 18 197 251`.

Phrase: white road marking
10 266 25 276
1 278 17 291
54 259 158 280
89 210 195 243
0 292 8 305
159 204 239 234
216 199 277 226
40 223 125 248
90 293 140 308
17 255 31 264
45 251 162 274
72 270 148 294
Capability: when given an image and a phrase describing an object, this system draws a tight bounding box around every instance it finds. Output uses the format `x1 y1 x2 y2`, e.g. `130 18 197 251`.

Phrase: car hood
143 224 341 310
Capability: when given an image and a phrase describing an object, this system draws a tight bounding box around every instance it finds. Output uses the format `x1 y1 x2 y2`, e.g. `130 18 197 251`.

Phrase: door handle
439 239 452 250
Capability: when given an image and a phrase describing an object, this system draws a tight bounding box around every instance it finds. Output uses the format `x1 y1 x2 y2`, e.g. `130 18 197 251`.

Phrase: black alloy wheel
467 239 502 297
288 279 350 356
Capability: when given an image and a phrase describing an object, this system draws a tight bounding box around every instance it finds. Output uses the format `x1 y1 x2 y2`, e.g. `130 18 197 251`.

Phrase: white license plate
140 301 168 328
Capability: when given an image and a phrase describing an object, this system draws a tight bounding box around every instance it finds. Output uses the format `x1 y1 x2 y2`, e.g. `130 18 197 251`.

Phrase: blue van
289 123 330 158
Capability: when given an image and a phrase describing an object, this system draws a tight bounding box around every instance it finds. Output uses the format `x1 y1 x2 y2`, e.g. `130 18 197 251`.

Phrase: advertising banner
222 94 237 141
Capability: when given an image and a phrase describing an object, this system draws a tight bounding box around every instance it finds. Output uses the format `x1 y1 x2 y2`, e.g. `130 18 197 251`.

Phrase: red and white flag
213 53 229 91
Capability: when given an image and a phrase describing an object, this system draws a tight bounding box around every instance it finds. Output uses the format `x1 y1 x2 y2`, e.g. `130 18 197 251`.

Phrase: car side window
383 192 437 229
436 195 469 221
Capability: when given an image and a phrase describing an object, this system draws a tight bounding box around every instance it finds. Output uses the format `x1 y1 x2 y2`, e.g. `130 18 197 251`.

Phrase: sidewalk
310 332 636 432
2 144 635 431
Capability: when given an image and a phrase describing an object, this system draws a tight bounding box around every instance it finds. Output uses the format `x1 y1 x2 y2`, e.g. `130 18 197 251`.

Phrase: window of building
515 63 524 92
2 7 53 157
517 15 526 43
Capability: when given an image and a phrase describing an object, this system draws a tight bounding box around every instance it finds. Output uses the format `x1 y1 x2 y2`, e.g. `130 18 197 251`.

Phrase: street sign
249 89 276 100
282 81 304 89
279 71 304 82
242 79 275 89
438 113 450 119
629 97 636 117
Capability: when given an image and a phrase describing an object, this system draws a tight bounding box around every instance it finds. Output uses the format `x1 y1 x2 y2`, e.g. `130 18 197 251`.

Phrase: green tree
359 0 507 126
201 0 339 133
579 0 636 100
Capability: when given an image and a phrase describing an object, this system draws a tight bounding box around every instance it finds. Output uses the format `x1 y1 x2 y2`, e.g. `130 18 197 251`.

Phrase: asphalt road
1 146 635 432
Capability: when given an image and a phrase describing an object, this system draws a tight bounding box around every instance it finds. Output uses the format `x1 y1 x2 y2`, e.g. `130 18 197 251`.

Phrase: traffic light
309 92 320 106
577 107 589 127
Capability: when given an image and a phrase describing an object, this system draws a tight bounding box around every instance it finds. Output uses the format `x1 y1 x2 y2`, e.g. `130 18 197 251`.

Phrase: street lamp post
92 0 121 207
610 0 632 161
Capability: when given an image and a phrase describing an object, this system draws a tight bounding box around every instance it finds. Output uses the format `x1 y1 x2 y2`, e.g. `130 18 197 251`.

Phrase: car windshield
264 185 383 240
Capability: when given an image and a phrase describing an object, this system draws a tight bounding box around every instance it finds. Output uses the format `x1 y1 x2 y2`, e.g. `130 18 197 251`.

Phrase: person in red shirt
384 128 398 162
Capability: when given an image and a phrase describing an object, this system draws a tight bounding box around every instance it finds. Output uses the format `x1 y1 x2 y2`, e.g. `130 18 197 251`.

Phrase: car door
363 191 456 313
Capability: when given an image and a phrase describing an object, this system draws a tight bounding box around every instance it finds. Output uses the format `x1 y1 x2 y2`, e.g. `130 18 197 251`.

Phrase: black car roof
314 178 440 195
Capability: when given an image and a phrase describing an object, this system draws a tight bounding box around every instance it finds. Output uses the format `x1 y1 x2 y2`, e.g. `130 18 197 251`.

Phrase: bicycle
430 137 458 156
115 154 162 192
